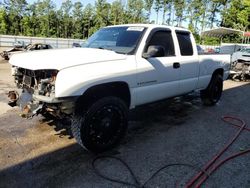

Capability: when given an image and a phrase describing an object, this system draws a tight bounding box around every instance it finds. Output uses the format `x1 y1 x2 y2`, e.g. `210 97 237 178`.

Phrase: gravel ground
0 59 250 188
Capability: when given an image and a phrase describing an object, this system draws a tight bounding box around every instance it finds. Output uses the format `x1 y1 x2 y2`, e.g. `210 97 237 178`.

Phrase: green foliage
174 0 185 26
154 0 162 23
110 0 124 25
0 0 248 41
0 8 8 34
222 0 250 31
202 36 220 45
0 0 147 38
72 2 83 39
127 0 145 23
144 0 154 21
221 33 243 43
202 34 242 45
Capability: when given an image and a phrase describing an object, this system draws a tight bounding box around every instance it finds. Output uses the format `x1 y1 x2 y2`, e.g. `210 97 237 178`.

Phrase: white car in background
231 47 250 63
230 47 250 81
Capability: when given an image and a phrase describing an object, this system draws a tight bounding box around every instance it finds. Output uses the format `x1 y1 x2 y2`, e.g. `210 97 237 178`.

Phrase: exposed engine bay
9 67 75 118
230 61 250 81
13 67 58 96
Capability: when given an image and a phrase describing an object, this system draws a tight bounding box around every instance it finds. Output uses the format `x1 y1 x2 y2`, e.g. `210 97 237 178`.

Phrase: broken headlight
37 70 58 96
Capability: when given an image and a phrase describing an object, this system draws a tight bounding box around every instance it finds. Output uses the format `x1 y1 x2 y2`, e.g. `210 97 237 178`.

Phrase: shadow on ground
39 115 74 139
0 81 250 188
0 92 201 188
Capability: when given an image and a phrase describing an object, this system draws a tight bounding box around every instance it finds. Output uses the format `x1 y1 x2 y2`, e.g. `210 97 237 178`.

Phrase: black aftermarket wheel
71 96 128 153
200 74 223 106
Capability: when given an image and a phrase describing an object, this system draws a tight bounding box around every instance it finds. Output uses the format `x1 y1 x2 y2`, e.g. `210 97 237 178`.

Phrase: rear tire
200 74 223 106
71 96 128 153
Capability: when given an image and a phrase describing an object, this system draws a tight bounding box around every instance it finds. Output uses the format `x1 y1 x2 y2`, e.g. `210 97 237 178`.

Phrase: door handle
173 62 180 69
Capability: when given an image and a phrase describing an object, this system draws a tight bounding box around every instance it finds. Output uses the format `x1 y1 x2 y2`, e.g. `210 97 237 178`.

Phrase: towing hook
7 90 19 107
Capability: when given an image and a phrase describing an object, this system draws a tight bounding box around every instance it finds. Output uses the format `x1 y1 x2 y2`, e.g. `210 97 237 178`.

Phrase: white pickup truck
9 24 230 152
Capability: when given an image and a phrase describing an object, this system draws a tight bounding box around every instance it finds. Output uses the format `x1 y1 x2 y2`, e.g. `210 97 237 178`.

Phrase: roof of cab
106 24 189 32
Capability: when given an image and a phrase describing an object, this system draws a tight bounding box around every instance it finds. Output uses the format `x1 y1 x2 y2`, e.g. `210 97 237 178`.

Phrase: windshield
82 26 146 54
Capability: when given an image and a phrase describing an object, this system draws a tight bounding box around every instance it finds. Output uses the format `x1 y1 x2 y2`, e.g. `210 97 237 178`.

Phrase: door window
145 30 175 57
176 31 193 56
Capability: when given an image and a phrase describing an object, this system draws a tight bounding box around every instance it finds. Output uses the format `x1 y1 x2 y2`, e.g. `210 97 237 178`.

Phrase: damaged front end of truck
8 67 76 119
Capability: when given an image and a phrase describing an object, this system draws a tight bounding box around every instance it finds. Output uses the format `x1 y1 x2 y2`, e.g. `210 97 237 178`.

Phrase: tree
82 3 94 37
187 0 202 32
161 0 167 24
208 0 229 29
167 0 174 25
72 2 83 38
154 0 162 24
60 0 73 38
127 0 145 23
222 0 250 31
173 0 185 26
200 0 210 33
94 0 111 30
0 8 7 34
3 0 28 35
0 0 248 41
110 0 124 25
35 0 56 37
25 3 38 36
144 0 154 21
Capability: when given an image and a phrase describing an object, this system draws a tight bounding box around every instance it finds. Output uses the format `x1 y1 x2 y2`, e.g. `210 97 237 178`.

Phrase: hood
9 48 127 70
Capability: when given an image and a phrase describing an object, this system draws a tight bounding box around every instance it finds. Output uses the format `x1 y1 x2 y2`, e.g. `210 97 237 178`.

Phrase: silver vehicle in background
0 43 53 60
231 47 250 63
230 47 250 81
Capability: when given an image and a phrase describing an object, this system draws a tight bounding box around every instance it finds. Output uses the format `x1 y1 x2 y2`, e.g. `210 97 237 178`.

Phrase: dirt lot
0 59 250 188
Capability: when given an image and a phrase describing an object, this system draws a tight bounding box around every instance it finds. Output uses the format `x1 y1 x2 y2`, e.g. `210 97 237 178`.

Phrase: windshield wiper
97 45 113 50
97 46 118 53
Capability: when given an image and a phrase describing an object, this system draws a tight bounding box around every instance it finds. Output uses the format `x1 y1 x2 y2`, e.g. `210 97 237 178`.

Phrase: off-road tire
200 74 223 106
71 96 128 153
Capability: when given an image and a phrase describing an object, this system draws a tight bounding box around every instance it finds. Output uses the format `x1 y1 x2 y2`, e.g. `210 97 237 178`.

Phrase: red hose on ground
185 116 248 188
92 116 250 188
222 116 250 132
194 149 250 187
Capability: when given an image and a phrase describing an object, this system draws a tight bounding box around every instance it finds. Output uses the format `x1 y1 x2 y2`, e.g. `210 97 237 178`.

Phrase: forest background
0 0 249 45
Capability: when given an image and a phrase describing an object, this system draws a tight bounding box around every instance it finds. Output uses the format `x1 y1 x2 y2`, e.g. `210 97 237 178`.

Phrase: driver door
135 29 181 105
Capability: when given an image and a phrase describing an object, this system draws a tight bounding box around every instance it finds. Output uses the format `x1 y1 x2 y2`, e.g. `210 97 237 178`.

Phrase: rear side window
176 31 193 56
146 30 175 57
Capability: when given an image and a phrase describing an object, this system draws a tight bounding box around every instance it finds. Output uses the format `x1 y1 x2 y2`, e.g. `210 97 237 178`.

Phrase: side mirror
142 45 165 58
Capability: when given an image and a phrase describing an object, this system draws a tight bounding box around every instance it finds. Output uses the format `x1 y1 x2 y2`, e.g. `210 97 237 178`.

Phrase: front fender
55 58 137 98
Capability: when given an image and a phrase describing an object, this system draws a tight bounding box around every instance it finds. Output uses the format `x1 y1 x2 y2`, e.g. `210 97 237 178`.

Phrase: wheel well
212 68 224 78
75 82 131 114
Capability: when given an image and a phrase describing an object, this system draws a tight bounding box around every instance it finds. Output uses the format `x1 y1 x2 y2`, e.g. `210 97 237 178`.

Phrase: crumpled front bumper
7 89 78 118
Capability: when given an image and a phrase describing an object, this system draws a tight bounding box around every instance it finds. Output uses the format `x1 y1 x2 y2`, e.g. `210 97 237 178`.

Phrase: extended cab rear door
135 28 182 105
174 30 199 93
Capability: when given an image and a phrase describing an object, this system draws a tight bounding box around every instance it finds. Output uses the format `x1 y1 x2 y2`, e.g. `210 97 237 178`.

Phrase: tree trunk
156 11 159 24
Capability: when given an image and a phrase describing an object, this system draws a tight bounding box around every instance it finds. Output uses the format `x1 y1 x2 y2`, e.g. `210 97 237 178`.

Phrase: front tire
71 96 128 153
200 74 223 106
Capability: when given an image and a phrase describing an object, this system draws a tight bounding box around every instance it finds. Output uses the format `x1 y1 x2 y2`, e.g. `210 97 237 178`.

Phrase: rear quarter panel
197 54 231 89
